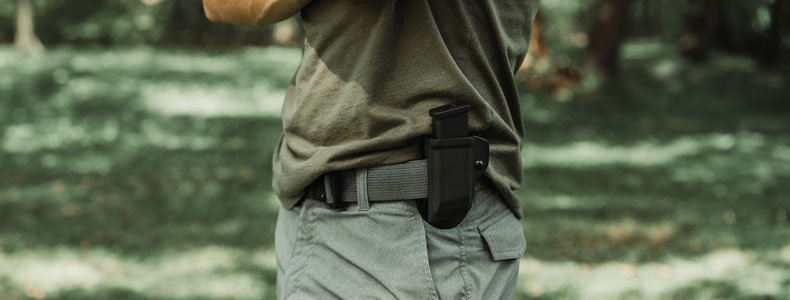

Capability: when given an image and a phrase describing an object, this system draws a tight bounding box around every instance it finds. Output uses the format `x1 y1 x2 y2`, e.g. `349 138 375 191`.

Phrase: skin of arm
203 0 310 26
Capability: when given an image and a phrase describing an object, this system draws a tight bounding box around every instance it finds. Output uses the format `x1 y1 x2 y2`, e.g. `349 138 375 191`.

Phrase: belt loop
356 168 370 211
323 174 336 207
321 173 335 206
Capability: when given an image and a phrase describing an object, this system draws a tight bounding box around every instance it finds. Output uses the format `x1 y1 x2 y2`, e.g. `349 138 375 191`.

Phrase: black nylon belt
304 159 430 207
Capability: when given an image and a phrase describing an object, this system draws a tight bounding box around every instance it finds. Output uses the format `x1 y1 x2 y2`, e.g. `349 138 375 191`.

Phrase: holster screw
475 160 485 169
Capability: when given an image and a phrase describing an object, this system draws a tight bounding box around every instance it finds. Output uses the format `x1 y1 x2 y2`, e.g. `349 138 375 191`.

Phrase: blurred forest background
1 0 789 299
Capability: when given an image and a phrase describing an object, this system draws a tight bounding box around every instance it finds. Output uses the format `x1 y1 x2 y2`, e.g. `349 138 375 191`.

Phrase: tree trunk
14 0 44 52
679 0 719 61
584 0 632 77
769 0 789 64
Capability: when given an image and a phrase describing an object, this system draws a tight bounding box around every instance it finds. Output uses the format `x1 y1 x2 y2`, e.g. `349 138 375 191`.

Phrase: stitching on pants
290 208 317 299
280 204 310 299
457 228 473 300
416 213 440 300
285 204 308 268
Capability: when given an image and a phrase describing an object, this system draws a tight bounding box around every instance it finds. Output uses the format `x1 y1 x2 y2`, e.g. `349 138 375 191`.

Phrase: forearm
203 0 309 26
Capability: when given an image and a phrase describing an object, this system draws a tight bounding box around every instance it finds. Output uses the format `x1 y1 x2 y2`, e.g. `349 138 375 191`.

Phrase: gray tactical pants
275 178 526 299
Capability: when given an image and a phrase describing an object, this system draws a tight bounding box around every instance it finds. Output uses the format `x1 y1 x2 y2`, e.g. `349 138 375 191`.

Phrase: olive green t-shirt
272 0 540 218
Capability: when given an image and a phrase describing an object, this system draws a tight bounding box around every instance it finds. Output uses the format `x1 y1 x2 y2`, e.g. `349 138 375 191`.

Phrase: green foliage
1 45 788 299
0 0 276 46
0 46 301 254
519 43 790 263
0 1 13 43
536 0 789 67
35 0 149 44
0 0 786 70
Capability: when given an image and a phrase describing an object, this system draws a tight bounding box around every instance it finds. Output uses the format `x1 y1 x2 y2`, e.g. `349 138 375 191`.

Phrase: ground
0 44 788 300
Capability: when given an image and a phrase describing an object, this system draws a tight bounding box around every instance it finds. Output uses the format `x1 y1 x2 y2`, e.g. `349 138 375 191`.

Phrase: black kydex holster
418 102 489 229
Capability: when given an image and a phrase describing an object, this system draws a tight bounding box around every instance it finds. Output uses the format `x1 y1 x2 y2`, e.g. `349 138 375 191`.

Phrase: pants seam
416 213 440 300
458 228 473 300
285 204 307 269
290 209 317 299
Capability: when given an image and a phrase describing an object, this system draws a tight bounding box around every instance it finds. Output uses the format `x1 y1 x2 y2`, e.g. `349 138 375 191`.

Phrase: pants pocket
478 212 527 261
283 200 439 300
464 205 524 299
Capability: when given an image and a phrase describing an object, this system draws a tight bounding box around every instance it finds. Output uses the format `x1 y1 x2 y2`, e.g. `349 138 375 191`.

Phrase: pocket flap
478 214 526 261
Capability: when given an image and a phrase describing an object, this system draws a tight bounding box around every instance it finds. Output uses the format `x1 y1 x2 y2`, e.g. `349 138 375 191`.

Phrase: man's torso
273 0 541 218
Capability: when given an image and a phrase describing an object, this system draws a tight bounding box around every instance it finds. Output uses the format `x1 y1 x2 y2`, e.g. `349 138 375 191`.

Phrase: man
204 0 540 299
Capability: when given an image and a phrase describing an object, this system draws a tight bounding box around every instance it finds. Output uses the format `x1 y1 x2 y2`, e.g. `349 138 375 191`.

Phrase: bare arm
203 0 310 26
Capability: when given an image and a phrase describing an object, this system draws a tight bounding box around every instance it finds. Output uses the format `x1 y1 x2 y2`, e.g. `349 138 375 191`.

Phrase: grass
0 44 788 299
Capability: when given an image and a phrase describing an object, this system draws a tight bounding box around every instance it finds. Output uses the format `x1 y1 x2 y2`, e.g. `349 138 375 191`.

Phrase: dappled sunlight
2 117 220 154
621 42 672 60
52 47 301 76
522 133 790 168
516 246 790 299
4 119 95 153
141 82 285 118
0 246 275 299
135 119 220 150
650 59 681 80
522 137 703 167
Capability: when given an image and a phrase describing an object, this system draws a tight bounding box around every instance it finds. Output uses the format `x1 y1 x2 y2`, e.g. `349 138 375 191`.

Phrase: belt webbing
307 159 429 204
